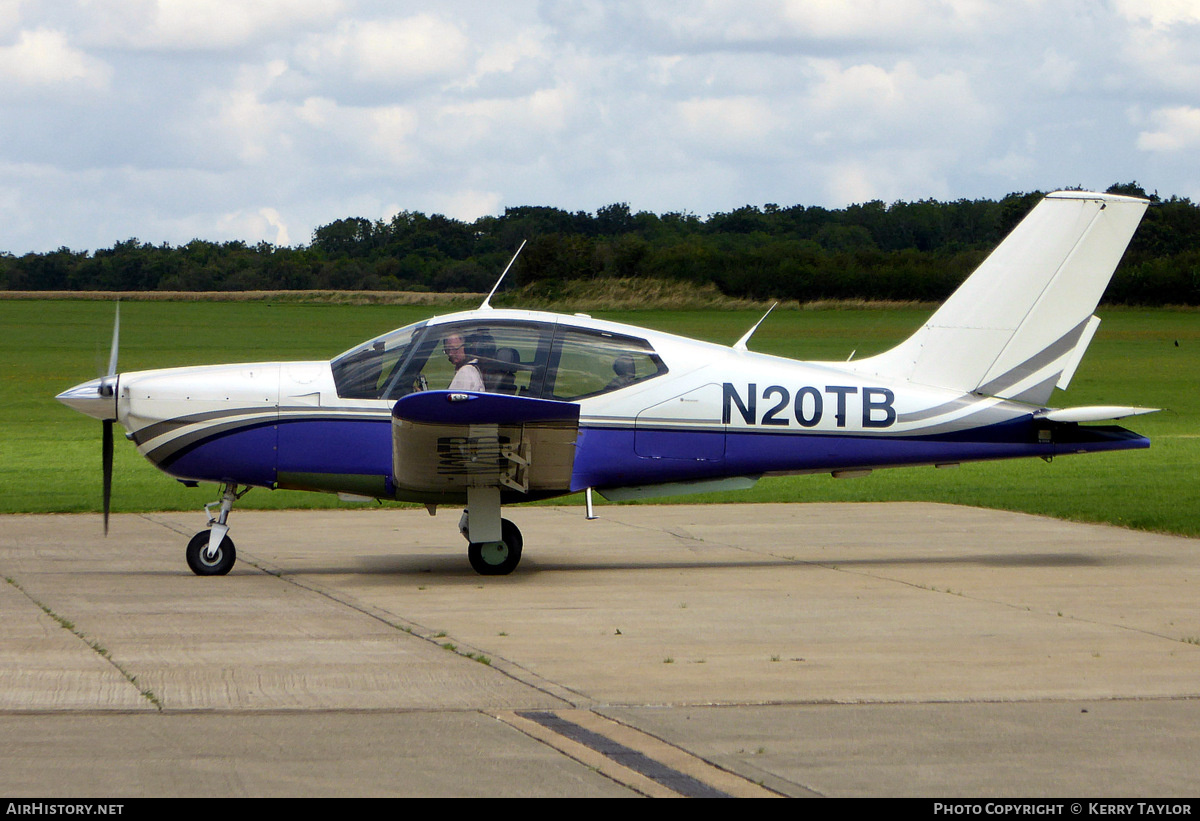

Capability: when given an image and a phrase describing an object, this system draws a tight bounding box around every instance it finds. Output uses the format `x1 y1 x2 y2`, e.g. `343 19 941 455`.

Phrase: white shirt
448 362 484 392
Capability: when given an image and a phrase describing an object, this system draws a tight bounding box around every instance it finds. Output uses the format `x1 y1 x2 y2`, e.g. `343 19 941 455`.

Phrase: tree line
3 183 1197 305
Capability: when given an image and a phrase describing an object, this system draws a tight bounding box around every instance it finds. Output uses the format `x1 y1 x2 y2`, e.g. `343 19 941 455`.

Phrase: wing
390 391 579 501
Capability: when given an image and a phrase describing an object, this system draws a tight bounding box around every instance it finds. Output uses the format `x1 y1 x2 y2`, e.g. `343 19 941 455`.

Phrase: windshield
331 321 426 399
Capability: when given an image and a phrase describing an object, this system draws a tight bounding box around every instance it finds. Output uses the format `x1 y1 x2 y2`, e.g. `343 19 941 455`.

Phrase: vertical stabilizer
850 191 1147 404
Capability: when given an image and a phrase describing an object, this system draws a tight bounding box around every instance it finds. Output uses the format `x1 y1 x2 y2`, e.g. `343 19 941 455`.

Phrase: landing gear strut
186 482 248 576
459 487 523 575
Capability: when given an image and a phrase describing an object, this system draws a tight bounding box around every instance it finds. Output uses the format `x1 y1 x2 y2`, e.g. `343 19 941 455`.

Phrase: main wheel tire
467 518 522 576
186 531 236 576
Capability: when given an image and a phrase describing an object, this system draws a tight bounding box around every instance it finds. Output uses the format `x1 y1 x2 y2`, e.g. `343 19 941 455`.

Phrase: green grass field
3 299 1197 537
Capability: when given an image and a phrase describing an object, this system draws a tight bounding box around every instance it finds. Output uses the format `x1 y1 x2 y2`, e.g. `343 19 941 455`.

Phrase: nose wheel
186 482 247 576
186 531 236 576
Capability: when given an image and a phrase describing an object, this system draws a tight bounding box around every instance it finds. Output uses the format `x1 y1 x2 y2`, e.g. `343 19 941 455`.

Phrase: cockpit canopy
331 317 668 401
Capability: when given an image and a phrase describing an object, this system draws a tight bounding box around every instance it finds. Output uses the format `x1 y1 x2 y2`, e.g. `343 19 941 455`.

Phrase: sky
2 0 1200 254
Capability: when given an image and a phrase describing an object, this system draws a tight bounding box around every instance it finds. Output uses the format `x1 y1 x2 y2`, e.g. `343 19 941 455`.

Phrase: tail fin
851 191 1148 404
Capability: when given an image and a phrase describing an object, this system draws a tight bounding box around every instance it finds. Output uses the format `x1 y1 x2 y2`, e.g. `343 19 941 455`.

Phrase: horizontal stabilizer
1035 406 1159 423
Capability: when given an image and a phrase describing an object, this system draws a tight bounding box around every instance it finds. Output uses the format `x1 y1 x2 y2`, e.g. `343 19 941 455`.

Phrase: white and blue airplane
57 191 1156 576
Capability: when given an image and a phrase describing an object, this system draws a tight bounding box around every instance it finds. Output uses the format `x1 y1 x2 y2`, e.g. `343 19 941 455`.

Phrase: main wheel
186 531 236 576
467 518 522 576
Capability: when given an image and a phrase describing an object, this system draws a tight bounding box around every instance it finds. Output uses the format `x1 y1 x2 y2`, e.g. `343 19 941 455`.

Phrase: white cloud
777 0 999 40
295 15 470 86
206 81 424 173
1034 49 1078 95
429 85 576 154
81 0 346 51
545 0 1003 52
803 60 991 149
217 206 291 246
295 95 337 128
465 30 547 84
0 28 111 93
260 207 291 246
427 189 504 222
818 150 952 208
1110 0 1200 95
1137 106 1200 152
0 0 19 36
676 96 780 151
1114 0 1200 27
827 160 890 205
982 130 1039 180
206 72 292 165
366 105 420 166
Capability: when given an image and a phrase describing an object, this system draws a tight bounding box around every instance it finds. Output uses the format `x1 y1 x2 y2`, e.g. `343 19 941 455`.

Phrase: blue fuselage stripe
569 421 1148 491
152 416 1148 496
161 421 280 486
158 418 392 486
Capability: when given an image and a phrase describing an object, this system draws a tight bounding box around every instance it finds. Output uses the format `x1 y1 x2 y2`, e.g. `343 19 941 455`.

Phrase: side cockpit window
394 321 554 398
331 322 425 399
545 327 667 401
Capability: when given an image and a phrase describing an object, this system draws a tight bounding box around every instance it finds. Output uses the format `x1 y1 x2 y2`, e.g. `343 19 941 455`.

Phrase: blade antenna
733 302 777 351
480 240 527 310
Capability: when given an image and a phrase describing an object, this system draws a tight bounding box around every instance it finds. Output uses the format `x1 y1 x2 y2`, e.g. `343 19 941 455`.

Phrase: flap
391 391 579 497
392 390 581 426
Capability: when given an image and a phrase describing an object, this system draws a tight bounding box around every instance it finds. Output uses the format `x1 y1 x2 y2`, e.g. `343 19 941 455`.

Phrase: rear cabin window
544 327 667 401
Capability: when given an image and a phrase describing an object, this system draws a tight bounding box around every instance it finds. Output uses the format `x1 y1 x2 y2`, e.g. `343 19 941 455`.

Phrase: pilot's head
443 333 467 367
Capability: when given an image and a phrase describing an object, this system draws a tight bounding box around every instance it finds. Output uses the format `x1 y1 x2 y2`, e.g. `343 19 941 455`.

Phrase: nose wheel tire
467 518 522 576
186 531 237 576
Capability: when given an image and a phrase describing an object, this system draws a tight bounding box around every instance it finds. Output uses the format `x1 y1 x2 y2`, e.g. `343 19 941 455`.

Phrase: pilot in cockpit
443 332 484 391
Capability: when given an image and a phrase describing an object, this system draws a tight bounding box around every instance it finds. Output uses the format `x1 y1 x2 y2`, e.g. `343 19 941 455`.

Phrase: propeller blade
107 302 120 377
102 304 120 534
102 419 113 536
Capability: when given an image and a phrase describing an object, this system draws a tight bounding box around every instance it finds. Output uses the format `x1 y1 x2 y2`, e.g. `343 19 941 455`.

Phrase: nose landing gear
186 482 248 576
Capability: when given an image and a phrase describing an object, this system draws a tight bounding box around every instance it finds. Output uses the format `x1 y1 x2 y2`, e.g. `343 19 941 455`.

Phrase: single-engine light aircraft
58 191 1157 576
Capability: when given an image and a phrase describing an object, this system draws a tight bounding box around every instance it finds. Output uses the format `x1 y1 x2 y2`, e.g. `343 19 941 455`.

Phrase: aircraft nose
56 376 119 422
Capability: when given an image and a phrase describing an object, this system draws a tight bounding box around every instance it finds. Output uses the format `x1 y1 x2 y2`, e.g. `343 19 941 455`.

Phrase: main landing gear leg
185 482 248 576
459 487 523 576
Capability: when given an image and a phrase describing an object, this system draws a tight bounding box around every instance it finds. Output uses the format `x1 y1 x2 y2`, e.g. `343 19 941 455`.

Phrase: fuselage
58 307 1148 505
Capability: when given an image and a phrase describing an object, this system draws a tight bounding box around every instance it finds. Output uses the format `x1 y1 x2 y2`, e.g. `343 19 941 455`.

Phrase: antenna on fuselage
480 239 527 310
733 302 778 351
